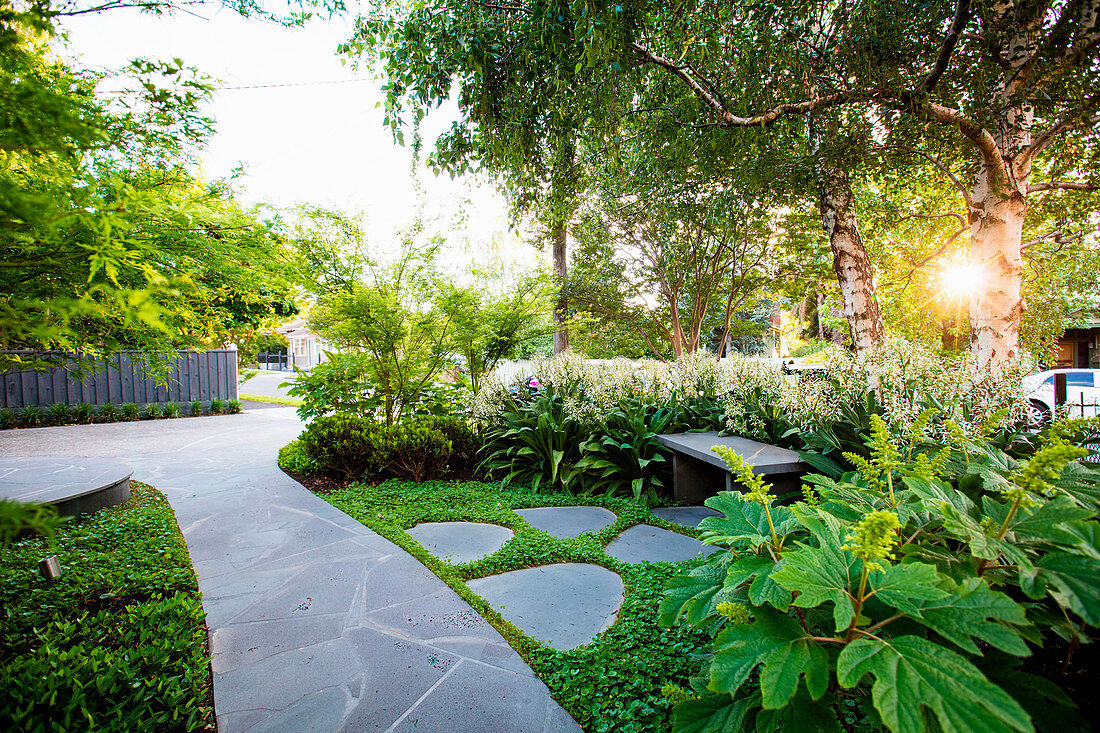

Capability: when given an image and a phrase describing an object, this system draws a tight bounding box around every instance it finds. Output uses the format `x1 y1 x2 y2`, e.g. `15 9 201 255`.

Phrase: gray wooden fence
1 350 238 409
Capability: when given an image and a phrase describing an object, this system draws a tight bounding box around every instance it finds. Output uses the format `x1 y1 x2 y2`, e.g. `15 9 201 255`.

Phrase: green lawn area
324 479 712 733
0 483 212 731
238 393 304 407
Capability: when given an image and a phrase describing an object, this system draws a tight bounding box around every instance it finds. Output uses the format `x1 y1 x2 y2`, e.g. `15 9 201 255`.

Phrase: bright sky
58 4 539 278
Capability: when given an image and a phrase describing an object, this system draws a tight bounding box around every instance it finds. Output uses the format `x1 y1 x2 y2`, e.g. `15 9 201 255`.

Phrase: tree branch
1027 180 1100 192
1020 111 1100 166
923 0 972 93
629 42 857 127
873 144 973 207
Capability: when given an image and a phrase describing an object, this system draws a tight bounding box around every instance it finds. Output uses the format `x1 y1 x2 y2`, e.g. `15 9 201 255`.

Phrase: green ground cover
324 479 712 733
238 393 304 407
0 483 212 732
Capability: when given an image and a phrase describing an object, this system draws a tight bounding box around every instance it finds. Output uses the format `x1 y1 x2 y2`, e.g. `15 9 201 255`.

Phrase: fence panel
0 350 238 409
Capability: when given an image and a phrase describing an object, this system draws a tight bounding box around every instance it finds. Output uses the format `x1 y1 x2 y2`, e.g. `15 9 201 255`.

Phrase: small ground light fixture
38 555 63 580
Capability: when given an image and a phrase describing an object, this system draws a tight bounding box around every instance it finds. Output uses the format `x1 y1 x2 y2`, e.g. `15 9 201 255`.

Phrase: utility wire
214 78 373 91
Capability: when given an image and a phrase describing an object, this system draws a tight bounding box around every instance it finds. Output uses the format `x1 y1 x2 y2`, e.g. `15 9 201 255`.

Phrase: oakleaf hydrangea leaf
771 511 858 632
837 635 1032 733
867 562 949 614
660 554 732 628
905 578 1029 656
710 606 829 709
1031 551 1100 625
754 687 841 733
671 692 753 733
700 491 798 548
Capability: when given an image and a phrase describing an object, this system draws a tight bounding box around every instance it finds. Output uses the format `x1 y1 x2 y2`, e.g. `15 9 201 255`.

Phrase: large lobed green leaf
709 606 829 709
837 635 1033 733
699 491 799 548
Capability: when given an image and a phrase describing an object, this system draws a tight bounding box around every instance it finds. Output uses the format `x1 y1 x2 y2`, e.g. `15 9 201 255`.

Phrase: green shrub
121 402 139 421
48 402 71 425
277 439 322 476
298 413 382 479
284 353 379 421
414 415 480 475
210 398 224 415
21 405 41 427
144 403 161 419
227 399 241 414
73 402 94 424
660 416 1100 733
0 408 14 429
190 400 202 416
0 499 61 546
163 401 181 418
0 483 211 730
381 422 452 482
97 403 119 423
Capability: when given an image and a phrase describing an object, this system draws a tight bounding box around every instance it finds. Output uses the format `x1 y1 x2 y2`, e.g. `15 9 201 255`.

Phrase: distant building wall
0 350 238 408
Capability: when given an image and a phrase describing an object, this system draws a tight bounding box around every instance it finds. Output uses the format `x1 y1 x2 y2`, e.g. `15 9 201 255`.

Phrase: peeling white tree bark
552 218 570 354
811 122 885 352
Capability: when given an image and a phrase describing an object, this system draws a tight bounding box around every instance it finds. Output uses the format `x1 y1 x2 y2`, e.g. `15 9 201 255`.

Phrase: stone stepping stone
651 506 722 529
514 506 616 538
605 524 718 564
467 563 624 650
406 522 514 564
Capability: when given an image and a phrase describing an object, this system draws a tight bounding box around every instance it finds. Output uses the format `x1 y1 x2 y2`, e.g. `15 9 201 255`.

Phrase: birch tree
586 0 1100 365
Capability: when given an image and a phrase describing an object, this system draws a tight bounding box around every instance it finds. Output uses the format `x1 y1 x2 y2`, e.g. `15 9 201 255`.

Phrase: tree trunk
813 154 885 352
965 18 1032 368
816 290 827 340
552 217 569 354
967 161 1026 366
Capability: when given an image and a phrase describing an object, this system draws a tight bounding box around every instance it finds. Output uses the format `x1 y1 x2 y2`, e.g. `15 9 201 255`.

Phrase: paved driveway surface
0 409 579 733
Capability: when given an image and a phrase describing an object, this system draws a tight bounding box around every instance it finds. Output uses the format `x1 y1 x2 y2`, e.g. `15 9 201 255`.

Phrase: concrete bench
656 432 809 503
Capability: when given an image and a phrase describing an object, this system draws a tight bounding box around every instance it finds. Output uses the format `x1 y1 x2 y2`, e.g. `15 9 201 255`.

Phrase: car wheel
1026 399 1052 428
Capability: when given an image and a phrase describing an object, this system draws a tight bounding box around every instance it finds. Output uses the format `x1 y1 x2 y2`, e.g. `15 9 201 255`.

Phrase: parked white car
1022 369 1100 425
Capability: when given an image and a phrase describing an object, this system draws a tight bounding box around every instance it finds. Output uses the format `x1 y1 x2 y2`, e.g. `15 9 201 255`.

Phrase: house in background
276 320 331 370
1055 315 1100 368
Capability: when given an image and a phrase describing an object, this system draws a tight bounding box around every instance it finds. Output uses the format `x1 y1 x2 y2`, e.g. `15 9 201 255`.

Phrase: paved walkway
0 410 579 733
239 370 296 400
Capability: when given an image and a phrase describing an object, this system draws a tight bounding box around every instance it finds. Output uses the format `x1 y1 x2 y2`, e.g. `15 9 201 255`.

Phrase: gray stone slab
0 410 580 733
514 506 616 538
656 432 806 474
651 506 722 529
605 524 718 563
468 563 624 650
407 521 514 563
0 456 132 516
390 659 582 733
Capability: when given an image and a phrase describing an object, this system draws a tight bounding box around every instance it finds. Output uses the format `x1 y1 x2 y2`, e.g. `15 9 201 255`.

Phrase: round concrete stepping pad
605 524 718 564
467 563 624 650
514 506 616 538
651 506 722 529
406 522 513 564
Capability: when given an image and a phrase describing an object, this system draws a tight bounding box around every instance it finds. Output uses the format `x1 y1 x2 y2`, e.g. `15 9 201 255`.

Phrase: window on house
293 339 307 357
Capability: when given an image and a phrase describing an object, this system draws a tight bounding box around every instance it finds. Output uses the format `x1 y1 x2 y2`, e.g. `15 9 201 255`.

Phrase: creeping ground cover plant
660 416 1100 732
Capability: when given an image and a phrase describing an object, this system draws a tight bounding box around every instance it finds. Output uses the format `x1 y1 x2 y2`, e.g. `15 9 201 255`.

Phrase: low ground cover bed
324 479 712 733
0 399 241 429
0 482 212 731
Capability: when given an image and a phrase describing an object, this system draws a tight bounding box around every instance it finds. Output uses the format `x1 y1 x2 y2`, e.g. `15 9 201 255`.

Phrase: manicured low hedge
284 413 480 482
0 483 213 731
0 399 241 429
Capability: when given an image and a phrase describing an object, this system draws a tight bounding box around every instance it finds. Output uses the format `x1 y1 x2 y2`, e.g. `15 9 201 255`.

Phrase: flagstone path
0 410 579 733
